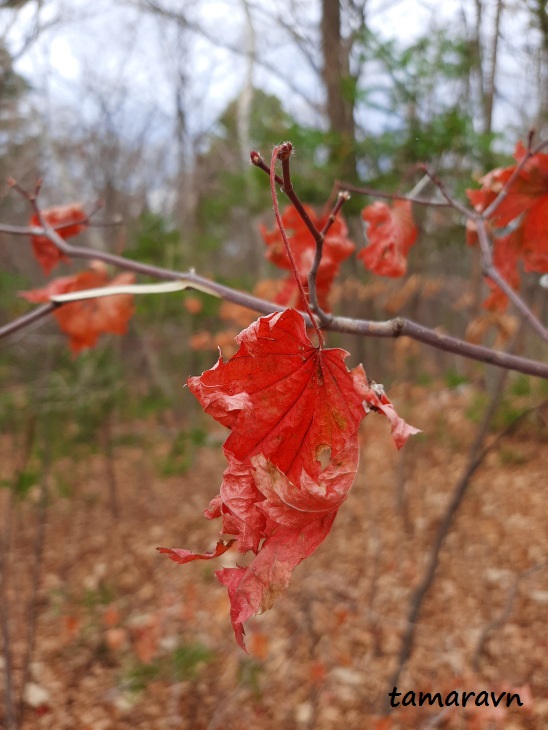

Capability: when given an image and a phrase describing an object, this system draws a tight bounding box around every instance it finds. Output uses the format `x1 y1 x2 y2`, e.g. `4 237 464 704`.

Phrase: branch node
392 318 405 336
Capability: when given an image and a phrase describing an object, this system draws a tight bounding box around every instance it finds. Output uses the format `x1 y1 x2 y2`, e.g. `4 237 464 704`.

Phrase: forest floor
1 382 547 730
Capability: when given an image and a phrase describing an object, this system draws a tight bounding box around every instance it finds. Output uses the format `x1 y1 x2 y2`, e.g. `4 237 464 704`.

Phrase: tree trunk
320 0 358 181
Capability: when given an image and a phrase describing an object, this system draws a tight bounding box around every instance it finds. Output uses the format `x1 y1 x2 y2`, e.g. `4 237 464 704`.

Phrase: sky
4 1 458 131
2 0 541 157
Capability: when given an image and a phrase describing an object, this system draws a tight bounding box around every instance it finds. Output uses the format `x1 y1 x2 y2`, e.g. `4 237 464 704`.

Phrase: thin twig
250 150 283 186
475 219 548 342
269 143 324 346
334 181 451 209
252 147 350 320
420 165 474 219
308 191 350 319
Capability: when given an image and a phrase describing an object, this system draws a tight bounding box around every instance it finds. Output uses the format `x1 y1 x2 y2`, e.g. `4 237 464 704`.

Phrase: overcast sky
3 0 540 150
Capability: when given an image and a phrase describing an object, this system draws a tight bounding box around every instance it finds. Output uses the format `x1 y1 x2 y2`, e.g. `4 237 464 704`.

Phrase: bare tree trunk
532 0 548 134
320 0 358 181
483 0 503 134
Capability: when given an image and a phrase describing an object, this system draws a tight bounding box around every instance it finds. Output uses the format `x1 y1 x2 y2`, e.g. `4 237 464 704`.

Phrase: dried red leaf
159 309 418 649
20 265 135 354
358 200 418 277
29 203 88 275
260 205 355 311
466 142 548 308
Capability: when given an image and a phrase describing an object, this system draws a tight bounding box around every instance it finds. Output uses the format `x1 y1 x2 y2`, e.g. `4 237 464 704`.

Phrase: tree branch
2 162 547 379
334 181 452 209
475 219 548 342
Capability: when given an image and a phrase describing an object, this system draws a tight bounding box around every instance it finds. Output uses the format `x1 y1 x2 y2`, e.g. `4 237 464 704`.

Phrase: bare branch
475 219 548 342
270 143 324 347
308 190 350 319
419 165 474 219
0 303 57 340
334 181 452 209
2 163 547 379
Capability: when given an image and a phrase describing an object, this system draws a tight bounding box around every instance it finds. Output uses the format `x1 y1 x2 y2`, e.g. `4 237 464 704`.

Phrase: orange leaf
358 200 418 277
21 266 135 354
29 203 88 275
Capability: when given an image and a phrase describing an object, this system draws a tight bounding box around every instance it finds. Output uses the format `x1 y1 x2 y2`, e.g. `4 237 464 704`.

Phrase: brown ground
1 383 547 729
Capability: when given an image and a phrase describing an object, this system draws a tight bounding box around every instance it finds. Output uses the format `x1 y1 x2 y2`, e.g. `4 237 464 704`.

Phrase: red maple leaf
260 205 355 311
357 200 418 277
29 203 88 275
158 309 418 649
20 264 135 354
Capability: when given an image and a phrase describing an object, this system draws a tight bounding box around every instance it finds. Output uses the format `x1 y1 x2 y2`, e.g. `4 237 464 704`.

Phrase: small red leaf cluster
260 205 355 310
21 202 136 353
158 309 419 649
467 142 548 310
30 203 88 275
21 264 135 354
261 201 419 303
358 200 418 277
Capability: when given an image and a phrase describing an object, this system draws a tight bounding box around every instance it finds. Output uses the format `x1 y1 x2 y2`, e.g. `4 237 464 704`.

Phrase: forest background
1 1 548 728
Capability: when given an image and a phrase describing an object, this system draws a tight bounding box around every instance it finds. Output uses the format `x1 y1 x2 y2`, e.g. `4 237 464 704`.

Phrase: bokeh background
1 1 547 728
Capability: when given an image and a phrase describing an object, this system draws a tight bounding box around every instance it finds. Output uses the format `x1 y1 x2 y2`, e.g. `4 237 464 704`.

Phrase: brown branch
252 147 350 321
307 191 350 319
250 150 283 186
277 144 323 244
3 282 547 379
334 181 452 209
420 165 475 219
270 143 324 347
0 303 57 339
2 180 547 379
